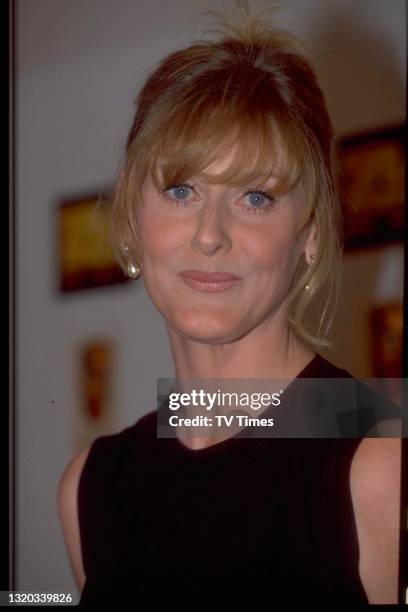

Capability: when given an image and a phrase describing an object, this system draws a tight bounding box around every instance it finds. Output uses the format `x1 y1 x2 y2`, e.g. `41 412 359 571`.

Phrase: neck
164 311 318 449
165 320 316 450
166 317 315 383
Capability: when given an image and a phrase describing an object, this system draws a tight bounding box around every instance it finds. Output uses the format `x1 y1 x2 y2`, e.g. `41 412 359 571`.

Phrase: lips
178 270 241 282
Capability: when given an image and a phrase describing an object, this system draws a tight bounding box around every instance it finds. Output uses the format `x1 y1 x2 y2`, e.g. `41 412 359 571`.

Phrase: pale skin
58 153 401 604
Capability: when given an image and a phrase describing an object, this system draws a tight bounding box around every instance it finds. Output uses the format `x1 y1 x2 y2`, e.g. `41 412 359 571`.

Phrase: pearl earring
122 243 142 279
127 262 141 279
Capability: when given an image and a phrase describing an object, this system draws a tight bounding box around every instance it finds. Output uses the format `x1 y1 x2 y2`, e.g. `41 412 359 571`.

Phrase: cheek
242 224 299 270
139 211 185 262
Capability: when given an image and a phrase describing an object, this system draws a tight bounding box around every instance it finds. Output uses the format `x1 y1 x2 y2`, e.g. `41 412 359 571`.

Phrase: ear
304 219 317 266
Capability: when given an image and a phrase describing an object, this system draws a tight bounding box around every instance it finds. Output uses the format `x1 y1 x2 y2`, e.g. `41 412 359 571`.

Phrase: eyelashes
159 182 277 215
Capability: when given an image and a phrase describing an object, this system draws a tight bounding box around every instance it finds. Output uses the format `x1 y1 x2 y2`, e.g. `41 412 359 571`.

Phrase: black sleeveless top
77 354 370 605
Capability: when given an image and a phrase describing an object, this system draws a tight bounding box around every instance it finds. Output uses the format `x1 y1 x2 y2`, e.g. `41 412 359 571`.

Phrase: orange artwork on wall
58 193 129 292
81 340 113 420
369 303 403 406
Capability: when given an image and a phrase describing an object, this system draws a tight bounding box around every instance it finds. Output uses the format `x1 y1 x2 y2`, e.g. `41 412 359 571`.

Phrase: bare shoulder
349 437 401 604
350 437 401 495
57 446 92 594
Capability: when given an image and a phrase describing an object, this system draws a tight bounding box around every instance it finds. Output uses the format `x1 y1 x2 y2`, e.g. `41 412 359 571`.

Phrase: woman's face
137 153 316 344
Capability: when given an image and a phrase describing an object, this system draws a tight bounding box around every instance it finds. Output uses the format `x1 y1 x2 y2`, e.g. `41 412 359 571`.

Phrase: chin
169 308 243 344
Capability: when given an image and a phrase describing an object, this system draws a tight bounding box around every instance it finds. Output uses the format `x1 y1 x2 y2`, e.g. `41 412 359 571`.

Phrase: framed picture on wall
336 124 405 250
57 192 129 292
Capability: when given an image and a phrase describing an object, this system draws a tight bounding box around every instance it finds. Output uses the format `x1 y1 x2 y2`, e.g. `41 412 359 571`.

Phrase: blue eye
242 190 276 213
246 192 268 206
167 184 193 200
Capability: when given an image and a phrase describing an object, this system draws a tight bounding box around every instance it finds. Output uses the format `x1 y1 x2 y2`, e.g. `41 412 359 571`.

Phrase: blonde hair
106 1 343 350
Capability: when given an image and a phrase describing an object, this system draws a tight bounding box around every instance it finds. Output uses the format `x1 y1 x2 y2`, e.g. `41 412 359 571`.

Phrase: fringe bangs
147 92 306 198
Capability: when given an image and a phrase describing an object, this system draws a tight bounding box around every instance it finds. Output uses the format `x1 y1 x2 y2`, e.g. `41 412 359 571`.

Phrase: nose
191 197 232 257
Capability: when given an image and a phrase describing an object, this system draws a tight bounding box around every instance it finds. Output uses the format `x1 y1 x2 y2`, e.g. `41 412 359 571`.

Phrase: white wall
16 0 406 594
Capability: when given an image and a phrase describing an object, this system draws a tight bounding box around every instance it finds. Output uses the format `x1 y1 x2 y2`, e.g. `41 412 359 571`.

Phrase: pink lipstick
178 269 241 293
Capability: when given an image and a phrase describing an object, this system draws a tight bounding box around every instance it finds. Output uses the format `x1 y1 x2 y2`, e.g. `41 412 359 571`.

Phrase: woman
58 4 401 605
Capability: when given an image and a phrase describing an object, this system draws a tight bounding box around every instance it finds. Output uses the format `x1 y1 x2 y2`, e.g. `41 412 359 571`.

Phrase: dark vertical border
8 0 15 593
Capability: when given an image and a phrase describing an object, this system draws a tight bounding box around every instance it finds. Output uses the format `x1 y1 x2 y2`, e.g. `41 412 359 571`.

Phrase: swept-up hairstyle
106 1 343 349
